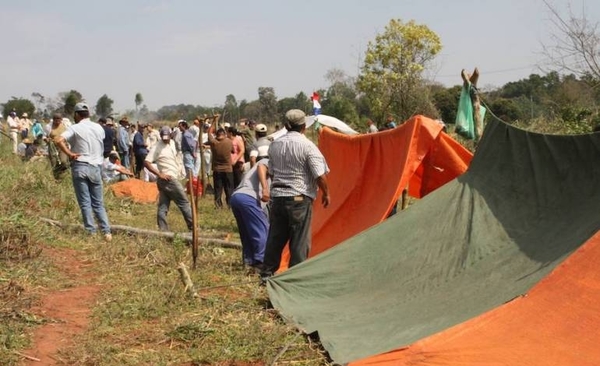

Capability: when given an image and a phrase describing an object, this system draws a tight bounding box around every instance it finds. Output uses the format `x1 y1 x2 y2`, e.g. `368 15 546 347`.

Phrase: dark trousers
134 153 147 178
156 178 193 231
213 171 234 208
232 161 244 188
261 196 313 277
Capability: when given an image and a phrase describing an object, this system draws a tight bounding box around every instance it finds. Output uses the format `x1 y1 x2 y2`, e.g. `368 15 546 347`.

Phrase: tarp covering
350 231 600 365
109 179 158 203
279 115 473 270
268 114 359 141
267 116 600 364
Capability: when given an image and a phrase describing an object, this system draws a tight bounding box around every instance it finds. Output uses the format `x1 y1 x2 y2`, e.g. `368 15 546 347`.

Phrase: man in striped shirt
259 109 331 283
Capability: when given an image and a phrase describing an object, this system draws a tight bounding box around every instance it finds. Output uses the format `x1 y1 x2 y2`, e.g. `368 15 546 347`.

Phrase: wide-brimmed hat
119 116 129 123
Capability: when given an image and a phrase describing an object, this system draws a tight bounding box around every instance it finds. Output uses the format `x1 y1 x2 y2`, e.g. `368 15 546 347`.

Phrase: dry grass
0 140 330 365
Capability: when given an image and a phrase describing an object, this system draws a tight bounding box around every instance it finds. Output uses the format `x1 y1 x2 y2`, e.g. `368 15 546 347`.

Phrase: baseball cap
285 109 306 127
159 126 172 139
74 102 89 112
255 123 267 133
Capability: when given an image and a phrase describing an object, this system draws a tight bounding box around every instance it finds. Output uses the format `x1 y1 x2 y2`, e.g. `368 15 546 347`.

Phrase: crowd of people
0 106 333 281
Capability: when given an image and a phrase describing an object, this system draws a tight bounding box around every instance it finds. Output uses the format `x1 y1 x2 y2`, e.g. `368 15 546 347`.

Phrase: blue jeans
183 152 195 176
71 161 111 235
120 150 130 168
230 193 269 265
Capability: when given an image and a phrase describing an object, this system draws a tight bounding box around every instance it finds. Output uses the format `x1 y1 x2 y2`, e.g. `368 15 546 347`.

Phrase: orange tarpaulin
351 230 600 366
280 116 473 270
109 179 158 203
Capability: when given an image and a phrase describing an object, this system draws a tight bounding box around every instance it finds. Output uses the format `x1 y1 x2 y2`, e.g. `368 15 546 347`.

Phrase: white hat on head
74 102 89 112
255 123 267 133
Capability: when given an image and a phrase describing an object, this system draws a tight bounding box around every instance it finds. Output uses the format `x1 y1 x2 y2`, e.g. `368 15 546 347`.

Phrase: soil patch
21 246 101 365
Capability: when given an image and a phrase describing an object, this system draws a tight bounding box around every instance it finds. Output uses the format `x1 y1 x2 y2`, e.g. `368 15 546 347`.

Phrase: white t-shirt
145 140 182 179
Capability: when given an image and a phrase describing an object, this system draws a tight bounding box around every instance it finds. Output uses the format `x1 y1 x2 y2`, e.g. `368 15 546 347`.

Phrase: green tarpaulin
267 116 600 364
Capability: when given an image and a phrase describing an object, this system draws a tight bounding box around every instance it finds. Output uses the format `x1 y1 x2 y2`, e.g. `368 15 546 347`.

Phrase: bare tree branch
541 0 600 82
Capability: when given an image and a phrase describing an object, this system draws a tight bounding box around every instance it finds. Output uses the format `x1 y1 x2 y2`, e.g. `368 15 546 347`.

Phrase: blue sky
1 0 598 114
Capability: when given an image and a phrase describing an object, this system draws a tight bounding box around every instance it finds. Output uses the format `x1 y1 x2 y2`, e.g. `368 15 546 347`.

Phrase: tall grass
0 137 329 365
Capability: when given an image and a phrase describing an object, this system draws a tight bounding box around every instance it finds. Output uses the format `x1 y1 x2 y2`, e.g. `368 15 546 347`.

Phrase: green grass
0 139 329 365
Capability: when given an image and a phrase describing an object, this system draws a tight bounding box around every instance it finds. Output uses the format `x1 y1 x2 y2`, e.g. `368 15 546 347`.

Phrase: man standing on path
259 109 331 282
144 126 194 232
54 103 112 241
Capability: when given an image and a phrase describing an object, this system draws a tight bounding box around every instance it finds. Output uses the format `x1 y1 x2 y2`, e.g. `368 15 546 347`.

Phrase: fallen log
39 217 242 249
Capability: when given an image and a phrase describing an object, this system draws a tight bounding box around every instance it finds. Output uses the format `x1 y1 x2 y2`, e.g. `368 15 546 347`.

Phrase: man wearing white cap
144 126 194 232
54 103 112 241
20 112 32 139
249 123 270 168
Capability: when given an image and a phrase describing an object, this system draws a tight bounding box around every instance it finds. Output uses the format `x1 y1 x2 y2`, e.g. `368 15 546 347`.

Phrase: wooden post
187 170 199 269
199 115 207 198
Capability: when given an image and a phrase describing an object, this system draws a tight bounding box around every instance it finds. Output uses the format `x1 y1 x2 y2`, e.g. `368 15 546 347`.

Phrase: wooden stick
38 217 241 249
177 262 198 298
187 170 199 269
13 351 41 362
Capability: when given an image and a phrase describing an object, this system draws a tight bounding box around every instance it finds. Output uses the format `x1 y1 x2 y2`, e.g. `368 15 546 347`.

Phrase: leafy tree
277 92 311 118
135 93 143 112
31 92 45 117
95 94 114 118
241 100 262 122
323 97 360 127
61 90 83 116
223 94 239 123
2 97 35 118
325 68 357 101
258 86 278 124
156 104 212 122
357 19 442 123
431 84 462 124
